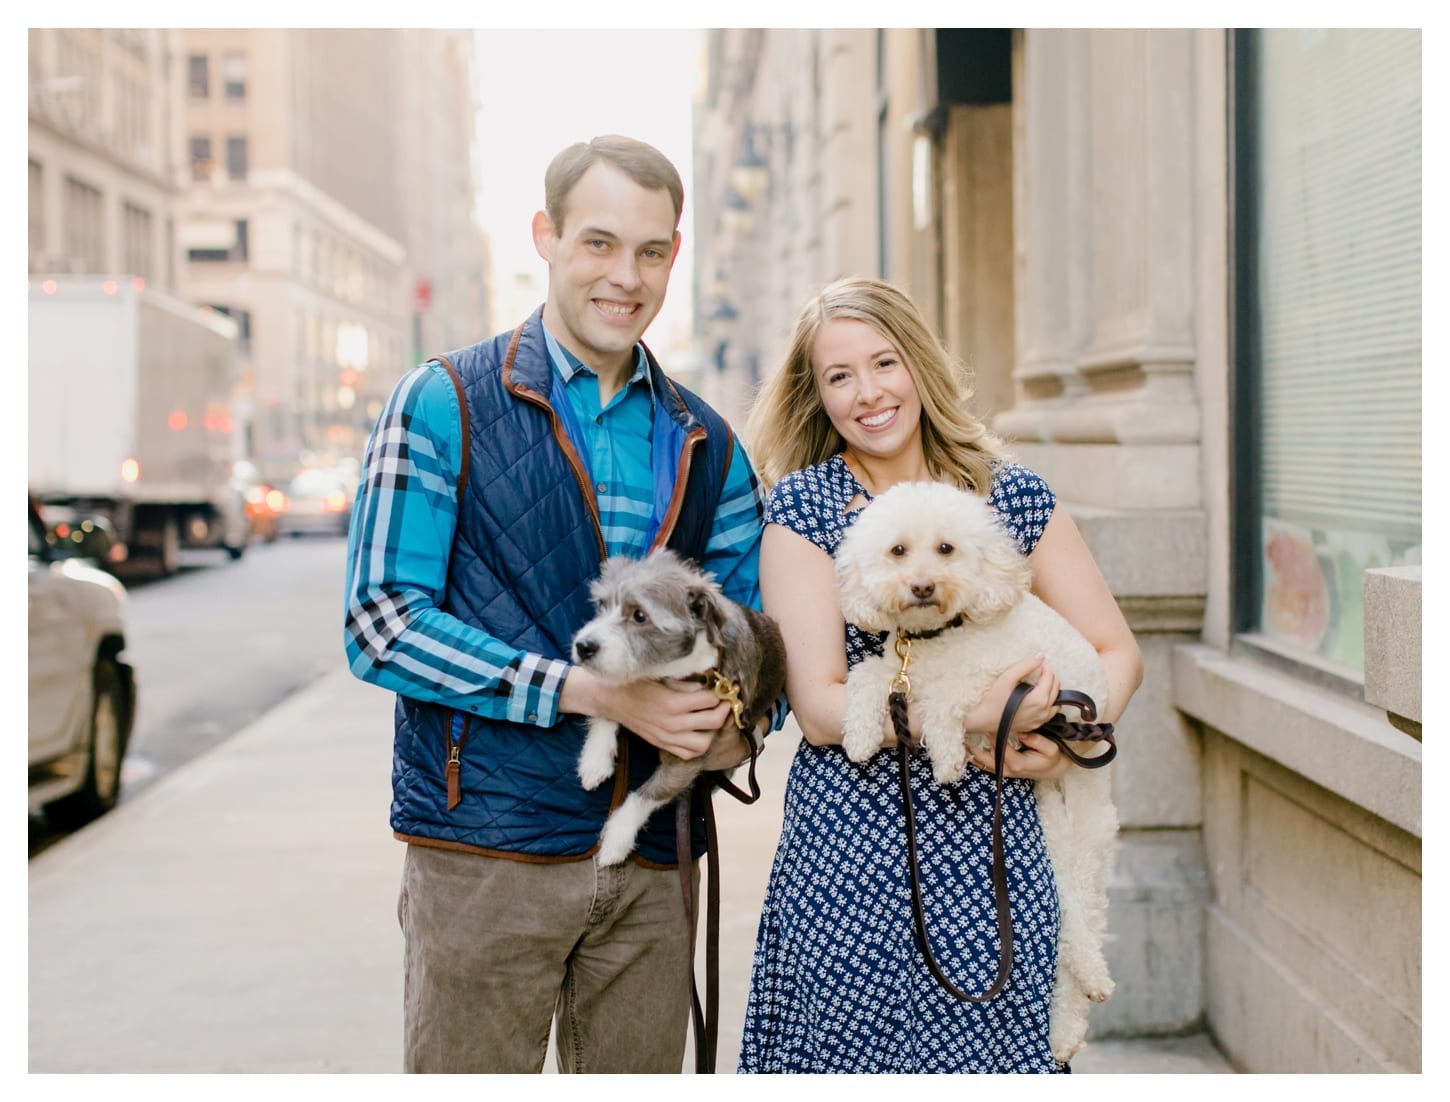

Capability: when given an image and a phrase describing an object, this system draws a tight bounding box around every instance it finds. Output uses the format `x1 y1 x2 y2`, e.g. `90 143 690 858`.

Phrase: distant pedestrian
344 135 771 1073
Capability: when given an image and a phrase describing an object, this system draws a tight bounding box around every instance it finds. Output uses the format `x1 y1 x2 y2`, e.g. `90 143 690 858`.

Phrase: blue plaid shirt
344 327 770 729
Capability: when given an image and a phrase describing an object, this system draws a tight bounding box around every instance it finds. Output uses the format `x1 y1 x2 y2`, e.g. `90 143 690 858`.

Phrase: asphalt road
29 534 350 856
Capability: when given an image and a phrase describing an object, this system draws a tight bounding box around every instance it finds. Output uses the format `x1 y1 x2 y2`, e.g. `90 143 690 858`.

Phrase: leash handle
891 681 1030 1003
1035 689 1117 768
891 680 1119 1005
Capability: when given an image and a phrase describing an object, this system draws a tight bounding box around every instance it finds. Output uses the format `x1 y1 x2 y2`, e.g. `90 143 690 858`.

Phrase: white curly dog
834 480 1118 1063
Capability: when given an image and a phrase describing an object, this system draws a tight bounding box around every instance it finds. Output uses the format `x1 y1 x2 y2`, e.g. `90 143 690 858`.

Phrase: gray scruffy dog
572 548 787 865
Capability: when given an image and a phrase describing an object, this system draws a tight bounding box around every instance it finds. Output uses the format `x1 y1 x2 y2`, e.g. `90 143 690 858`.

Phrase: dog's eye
631 608 648 624
937 542 954 555
890 544 906 557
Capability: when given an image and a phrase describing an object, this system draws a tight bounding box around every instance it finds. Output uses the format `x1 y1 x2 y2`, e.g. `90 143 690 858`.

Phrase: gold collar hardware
705 668 748 730
889 633 914 699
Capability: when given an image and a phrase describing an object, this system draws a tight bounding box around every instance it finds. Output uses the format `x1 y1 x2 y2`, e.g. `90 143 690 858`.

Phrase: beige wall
28 29 184 285
693 25 1422 1073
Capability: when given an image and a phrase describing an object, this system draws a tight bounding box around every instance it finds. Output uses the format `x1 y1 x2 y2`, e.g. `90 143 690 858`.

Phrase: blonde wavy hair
744 275 1007 495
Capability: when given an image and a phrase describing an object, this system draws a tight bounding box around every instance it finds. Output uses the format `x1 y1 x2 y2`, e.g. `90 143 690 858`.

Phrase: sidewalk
28 668 1234 1074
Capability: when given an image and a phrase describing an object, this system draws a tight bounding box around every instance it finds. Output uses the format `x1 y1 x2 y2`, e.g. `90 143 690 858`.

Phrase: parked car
28 496 137 827
276 467 354 538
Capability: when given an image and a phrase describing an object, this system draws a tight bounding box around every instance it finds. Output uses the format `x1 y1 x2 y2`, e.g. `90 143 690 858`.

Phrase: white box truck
28 275 249 575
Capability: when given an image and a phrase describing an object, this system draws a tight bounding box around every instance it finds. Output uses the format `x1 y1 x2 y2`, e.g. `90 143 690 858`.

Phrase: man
343 135 770 1073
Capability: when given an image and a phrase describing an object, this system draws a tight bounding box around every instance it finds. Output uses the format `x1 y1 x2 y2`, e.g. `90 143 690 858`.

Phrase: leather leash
674 714 764 1073
888 671 1116 1003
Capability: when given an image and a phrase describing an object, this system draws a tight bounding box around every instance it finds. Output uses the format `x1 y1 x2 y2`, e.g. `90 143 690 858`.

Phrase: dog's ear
689 583 728 639
834 542 890 632
963 527 1034 622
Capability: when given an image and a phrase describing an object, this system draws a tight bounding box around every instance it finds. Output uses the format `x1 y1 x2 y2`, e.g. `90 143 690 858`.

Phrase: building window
222 52 247 100
62 175 104 272
28 159 43 267
226 136 248 182
190 136 213 182
121 201 153 281
188 53 209 98
1233 29 1421 678
187 218 249 264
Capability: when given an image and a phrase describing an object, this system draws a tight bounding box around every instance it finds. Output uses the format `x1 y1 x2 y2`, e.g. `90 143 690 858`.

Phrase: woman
737 276 1142 1073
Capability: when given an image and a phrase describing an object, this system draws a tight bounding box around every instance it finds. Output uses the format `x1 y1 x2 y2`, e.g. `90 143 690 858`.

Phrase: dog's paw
1084 976 1115 1003
596 817 634 866
1069 953 1114 1003
577 729 618 791
841 724 884 763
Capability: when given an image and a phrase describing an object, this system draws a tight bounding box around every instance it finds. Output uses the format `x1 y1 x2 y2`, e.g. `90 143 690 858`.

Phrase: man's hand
561 667 731 760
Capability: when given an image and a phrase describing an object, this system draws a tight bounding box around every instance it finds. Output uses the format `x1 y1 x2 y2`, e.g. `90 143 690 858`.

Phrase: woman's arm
961 506 1143 781
759 522 852 746
1027 508 1144 727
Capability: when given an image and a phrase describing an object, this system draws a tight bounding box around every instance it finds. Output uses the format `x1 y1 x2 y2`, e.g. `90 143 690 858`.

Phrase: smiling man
343 136 771 1073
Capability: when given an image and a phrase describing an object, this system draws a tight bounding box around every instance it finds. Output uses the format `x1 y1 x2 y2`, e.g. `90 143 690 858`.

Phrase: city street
29 535 348 857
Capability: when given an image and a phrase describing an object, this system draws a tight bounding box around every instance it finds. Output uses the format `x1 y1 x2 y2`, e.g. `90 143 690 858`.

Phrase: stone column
1000 28 1212 1040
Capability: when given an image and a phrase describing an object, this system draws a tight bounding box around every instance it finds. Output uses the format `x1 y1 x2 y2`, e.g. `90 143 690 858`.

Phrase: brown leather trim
498 321 527 384
395 832 594 864
392 832 690 869
609 728 631 811
649 426 707 552
432 354 470 502
631 851 689 871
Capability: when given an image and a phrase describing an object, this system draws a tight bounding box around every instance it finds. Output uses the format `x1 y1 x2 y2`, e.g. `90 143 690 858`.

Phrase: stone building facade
29 28 492 484
693 28 1421 1073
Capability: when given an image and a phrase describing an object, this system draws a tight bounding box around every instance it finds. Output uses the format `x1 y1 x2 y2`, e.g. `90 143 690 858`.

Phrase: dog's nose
574 638 598 662
910 581 936 600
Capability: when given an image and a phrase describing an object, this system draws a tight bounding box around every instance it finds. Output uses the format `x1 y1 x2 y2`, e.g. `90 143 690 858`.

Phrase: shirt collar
542 324 652 395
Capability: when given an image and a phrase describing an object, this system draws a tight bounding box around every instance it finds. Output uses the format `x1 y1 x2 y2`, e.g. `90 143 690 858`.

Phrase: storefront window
1235 29 1421 675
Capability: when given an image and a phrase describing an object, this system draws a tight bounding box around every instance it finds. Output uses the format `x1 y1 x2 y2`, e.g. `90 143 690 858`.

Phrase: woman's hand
960 654 1075 781
962 654 1061 739
965 730 1074 781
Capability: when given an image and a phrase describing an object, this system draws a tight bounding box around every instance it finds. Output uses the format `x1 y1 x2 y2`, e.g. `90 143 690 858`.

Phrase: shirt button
596 483 606 494
528 713 538 722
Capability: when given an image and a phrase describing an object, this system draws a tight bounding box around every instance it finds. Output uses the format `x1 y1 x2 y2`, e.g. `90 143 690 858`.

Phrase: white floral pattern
738 454 1067 1074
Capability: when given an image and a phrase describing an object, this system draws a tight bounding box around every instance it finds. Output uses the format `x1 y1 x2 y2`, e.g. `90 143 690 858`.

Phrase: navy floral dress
737 454 1067 1074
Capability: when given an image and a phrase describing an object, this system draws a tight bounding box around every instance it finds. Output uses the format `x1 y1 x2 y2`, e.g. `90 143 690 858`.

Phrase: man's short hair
544 135 685 232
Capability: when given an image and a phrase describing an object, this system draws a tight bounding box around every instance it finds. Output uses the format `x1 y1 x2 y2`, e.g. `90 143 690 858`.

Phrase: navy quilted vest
389 308 735 866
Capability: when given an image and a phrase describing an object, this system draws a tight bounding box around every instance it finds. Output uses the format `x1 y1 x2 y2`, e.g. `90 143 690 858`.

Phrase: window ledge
1172 643 1421 837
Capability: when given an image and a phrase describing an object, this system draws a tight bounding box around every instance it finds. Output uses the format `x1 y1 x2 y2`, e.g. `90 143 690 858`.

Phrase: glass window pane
1246 29 1421 672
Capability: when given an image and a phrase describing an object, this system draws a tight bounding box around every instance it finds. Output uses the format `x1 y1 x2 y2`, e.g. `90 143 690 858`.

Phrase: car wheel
46 659 128 829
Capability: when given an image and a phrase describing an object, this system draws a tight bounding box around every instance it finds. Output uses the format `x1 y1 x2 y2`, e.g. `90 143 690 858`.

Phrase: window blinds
1255 29 1421 546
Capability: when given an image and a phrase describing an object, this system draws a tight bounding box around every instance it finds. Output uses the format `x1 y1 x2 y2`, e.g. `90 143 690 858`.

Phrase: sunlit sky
472 29 702 353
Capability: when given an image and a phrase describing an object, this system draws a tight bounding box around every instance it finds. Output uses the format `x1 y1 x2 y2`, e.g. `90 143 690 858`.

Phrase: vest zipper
446 712 472 811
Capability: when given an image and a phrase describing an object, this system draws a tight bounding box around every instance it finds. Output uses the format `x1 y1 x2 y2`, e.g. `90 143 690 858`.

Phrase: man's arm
342 363 571 726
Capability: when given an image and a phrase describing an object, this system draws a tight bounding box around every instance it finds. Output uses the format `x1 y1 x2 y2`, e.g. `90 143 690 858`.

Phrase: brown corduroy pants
398 843 697 1073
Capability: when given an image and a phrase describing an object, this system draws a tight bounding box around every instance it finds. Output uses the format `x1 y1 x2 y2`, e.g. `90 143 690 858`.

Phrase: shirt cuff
506 654 571 726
